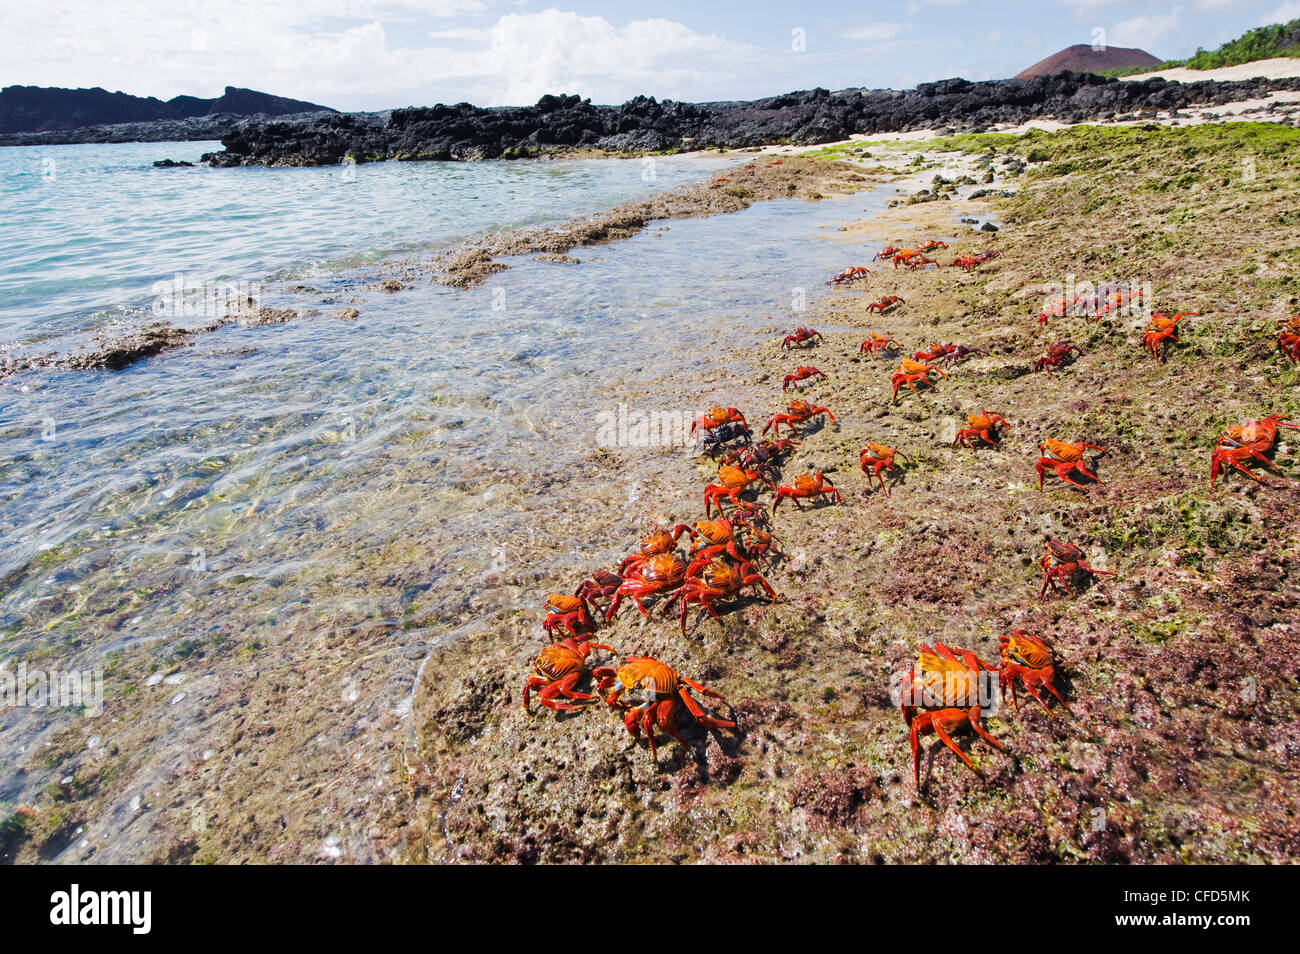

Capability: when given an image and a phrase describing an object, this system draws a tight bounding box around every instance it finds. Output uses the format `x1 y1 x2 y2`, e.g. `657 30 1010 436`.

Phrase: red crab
618 525 687 576
1037 439 1106 490
953 410 1007 449
1037 294 1080 326
1034 340 1081 373
1279 314 1300 363
523 637 615 713
866 295 904 314
664 558 780 634
1210 414 1299 486
891 357 946 404
763 398 836 436
913 342 983 365
772 472 842 511
826 266 871 285
781 326 824 349
893 250 938 270
899 643 1004 788
859 442 906 495
690 405 749 435
604 552 688 621
597 656 737 763
918 239 947 252
719 437 797 483
542 593 596 640
997 631 1067 712
704 464 772 517
873 245 903 262
860 333 901 355
1142 311 1198 361
680 516 765 569
782 365 828 391
1040 538 1113 598
575 569 624 614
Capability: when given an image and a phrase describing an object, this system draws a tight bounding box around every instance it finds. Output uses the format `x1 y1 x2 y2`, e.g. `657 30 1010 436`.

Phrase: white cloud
0 4 773 109
1110 7 1184 48
1261 1 1300 23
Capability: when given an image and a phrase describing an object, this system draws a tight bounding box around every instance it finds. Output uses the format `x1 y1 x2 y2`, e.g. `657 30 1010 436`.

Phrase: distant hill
0 85 336 134
1015 44 1163 79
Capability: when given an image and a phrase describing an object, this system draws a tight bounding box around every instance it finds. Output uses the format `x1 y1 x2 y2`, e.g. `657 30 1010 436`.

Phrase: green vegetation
1108 17 1300 76
1181 17 1300 70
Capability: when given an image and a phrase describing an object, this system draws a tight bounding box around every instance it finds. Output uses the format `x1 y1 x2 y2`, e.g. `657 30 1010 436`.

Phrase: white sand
1119 56 1300 83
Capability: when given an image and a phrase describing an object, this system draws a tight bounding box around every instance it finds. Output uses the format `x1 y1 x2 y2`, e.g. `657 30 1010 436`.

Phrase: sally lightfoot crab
1036 439 1106 490
1210 414 1299 486
898 643 1004 788
523 637 614 713
891 357 946 404
1040 538 1113 598
1142 311 1198 361
542 594 596 640
704 464 772 517
866 295 904 315
997 631 1067 713
665 558 780 634
598 657 738 763
953 411 1007 449
763 398 836 437
604 552 688 621
781 327 823 349
860 333 901 356
859 442 906 495
773 472 842 511
782 366 828 391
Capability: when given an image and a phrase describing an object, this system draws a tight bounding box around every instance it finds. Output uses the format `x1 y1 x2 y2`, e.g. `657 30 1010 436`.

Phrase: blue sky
3 1 1298 110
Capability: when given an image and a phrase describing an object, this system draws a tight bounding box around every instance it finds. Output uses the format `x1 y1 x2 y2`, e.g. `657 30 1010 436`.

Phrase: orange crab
953 410 1008 449
618 525 687 576
664 558 780 634
918 239 947 252
1141 311 1198 361
1036 438 1106 490
523 637 615 713
782 365 828 391
899 643 1004 788
772 472 842 511
859 442 906 495
997 631 1067 713
762 398 836 436
860 333 901 355
826 266 871 286
597 657 737 762
680 515 768 569
891 356 946 404
542 593 596 640
604 552 688 621
1279 314 1300 363
893 250 938 270
690 405 749 435
866 295 904 315
1034 340 1081 372
1210 414 1299 486
781 326 823 349
704 463 771 517
1040 538 1113 598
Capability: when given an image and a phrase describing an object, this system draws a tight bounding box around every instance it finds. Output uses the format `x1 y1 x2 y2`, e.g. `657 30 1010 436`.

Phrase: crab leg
677 688 737 732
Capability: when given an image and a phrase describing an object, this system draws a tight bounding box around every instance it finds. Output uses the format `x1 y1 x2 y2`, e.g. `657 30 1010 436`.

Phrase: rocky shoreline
201 73 1300 167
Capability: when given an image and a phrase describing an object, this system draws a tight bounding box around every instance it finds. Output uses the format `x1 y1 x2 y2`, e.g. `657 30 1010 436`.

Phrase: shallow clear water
0 148 896 837
0 140 734 343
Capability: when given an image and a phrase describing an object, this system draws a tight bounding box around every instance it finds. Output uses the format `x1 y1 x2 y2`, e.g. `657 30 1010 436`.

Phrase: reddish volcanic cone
1015 44 1163 78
